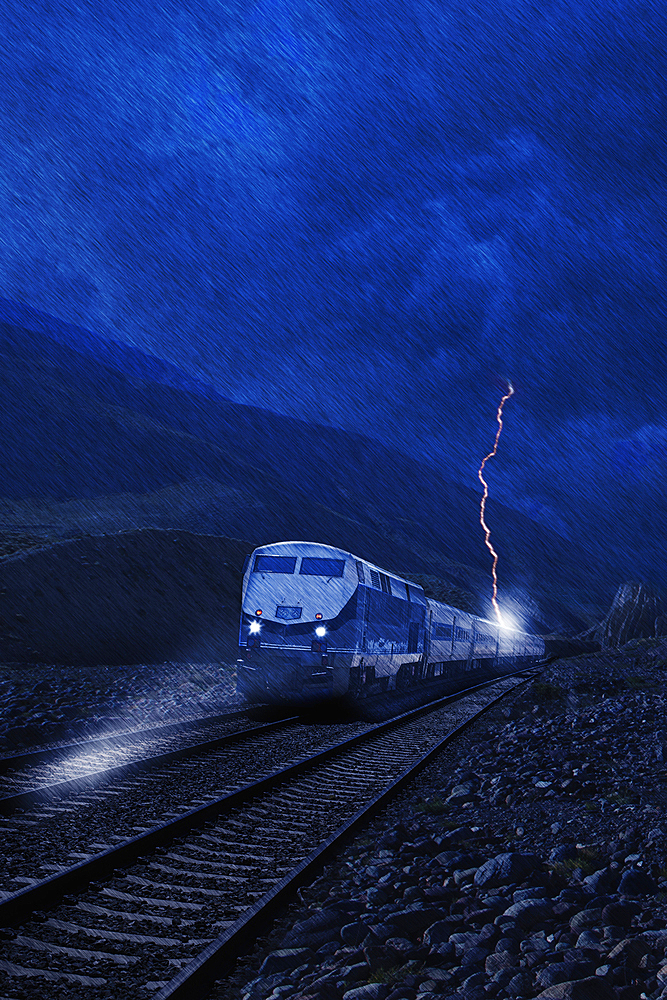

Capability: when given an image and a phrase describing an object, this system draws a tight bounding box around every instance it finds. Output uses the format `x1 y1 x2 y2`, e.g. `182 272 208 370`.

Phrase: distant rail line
0 668 539 998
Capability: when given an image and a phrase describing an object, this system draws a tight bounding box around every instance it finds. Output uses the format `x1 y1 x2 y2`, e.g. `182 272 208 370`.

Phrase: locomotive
236 541 544 705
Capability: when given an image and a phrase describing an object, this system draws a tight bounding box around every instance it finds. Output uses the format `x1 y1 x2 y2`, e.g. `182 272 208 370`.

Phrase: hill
0 305 626 645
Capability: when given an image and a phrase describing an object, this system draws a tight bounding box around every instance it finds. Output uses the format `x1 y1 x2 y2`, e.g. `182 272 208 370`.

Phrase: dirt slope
0 528 253 665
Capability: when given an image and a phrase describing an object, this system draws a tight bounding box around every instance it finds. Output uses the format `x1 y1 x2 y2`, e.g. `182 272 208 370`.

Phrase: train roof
251 541 534 636
250 540 425 593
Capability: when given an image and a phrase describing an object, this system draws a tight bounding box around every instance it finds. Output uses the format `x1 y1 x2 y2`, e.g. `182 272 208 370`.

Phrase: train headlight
255 609 263 616
315 613 323 620
315 626 327 637
249 620 261 634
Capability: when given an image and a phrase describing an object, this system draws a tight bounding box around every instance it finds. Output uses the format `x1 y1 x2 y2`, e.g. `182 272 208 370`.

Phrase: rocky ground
211 638 667 1000
0 658 240 752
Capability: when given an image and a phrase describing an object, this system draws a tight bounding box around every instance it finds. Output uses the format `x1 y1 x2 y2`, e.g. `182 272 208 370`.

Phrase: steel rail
0 714 299 815
155 672 538 999
0 707 251 774
0 665 538 929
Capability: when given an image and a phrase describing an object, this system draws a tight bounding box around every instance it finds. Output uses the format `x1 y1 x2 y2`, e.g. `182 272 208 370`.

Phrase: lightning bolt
478 382 515 623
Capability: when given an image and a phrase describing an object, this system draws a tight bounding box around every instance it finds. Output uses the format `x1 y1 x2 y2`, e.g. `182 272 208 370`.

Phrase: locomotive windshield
299 558 345 577
254 555 297 573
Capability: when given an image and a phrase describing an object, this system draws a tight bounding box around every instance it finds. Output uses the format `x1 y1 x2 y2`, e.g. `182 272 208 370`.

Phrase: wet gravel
0 659 241 754
0 718 375 895
210 639 667 1000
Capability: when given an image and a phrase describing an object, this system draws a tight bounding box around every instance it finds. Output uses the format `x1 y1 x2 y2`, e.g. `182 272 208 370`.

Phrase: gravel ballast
209 639 667 1000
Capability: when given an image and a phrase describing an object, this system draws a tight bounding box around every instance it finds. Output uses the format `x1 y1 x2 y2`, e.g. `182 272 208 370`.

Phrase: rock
614 988 643 1000
606 937 651 966
385 991 416 1000
506 972 534 996
423 922 457 947
282 928 340 950
618 869 658 895
453 866 478 886
422 967 455 983
433 850 464 869
385 907 445 937
600 901 639 927
502 898 553 928
337 963 369 985
461 972 486 990
340 922 369 946
450 930 484 956
570 910 602 932
582 869 617 893
486 951 520 975
379 825 408 849
575 931 604 951
462 944 492 967
259 949 315 976
596 582 662 647
535 962 596 988
427 942 456 966
513 887 550 902
342 985 389 1000
384 936 414 953
440 826 476 845
474 853 541 889
369 922 401 944
446 782 477 805
540 978 618 1000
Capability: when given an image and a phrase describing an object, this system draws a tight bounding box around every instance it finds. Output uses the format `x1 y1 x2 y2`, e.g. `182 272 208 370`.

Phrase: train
236 541 545 706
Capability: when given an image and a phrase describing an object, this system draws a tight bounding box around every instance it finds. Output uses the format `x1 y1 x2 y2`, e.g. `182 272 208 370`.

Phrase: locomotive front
237 541 360 703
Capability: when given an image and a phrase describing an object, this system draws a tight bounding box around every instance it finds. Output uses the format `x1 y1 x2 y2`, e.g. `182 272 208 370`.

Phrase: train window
300 557 345 577
390 578 408 600
356 561 366 584
474 631 496 643
433 624 452 639
380 573 392 594
254 555 297 573
407 586 427 606
369 570 381 589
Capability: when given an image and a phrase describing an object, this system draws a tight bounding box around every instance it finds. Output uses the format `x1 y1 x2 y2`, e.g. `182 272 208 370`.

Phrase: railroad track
0 710 376 900
0 667 539 999
0 707 253 775
0 709 300 815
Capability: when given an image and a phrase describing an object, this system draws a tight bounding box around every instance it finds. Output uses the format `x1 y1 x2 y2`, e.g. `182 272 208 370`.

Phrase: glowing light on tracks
478 382 515 622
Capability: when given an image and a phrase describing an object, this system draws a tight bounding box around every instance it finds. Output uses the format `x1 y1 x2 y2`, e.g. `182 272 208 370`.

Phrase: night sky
1 1 665 586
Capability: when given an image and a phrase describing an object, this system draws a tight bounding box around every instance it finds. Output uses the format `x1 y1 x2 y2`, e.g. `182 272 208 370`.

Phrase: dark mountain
0 307 624 635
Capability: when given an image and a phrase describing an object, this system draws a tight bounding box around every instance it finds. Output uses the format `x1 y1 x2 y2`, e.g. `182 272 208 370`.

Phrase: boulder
596 582 663 647
385 907 446 937
501 898 553 928
474 853 541 889
618 868 658 895
342 982 390 1000
258 948 315 975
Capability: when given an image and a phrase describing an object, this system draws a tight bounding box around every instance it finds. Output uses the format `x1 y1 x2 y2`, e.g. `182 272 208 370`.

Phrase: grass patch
624 675 648 690
364 959 425 986
364 964 405 985
531 681 563 702
607 790 634 805
415 795 449 815
435 818 472 831
552 846 603 878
